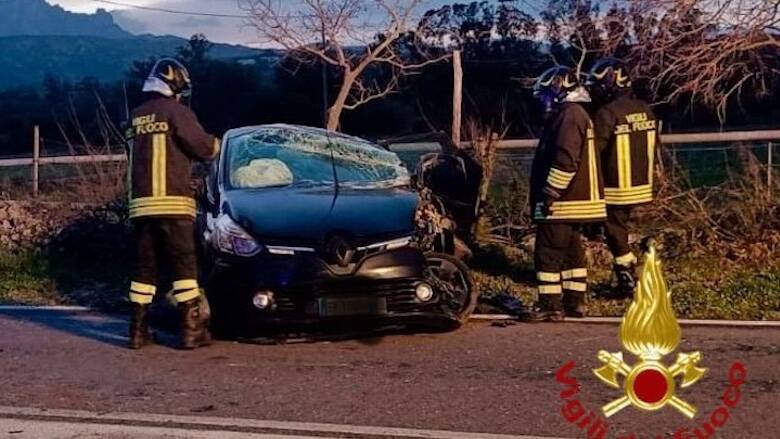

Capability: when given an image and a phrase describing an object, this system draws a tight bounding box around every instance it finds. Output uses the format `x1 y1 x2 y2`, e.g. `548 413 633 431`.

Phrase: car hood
223 186 418 244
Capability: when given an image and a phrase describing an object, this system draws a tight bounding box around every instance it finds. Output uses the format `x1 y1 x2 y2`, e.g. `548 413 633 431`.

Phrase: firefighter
524 66 607 321
125 58 220 349
587 58 660 298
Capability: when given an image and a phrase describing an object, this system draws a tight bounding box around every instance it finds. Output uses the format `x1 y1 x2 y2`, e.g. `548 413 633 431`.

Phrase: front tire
424 252 478 330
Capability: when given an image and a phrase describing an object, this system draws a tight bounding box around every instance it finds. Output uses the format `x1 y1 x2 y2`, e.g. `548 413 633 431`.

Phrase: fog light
415 283 434 302
252 291 274 310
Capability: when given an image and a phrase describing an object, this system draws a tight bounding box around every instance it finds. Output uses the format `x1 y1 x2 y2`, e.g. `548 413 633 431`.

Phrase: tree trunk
326 73 355 131
451 50 463 147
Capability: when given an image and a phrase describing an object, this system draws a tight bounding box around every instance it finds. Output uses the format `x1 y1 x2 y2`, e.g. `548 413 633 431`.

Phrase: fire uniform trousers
530 102 607 303
593 93 660 269
125 95 220 305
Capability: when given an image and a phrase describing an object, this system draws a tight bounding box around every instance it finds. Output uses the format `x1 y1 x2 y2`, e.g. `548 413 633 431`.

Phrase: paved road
0 309 777 438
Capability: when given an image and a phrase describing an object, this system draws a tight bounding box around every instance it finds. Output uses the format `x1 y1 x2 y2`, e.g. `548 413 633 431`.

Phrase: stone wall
0 201 99 252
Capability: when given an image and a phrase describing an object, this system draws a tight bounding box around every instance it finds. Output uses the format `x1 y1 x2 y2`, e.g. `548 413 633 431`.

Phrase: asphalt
0 309 777 438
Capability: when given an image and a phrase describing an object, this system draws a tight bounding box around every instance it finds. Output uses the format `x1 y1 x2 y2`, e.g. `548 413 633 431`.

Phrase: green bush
0 252 62 305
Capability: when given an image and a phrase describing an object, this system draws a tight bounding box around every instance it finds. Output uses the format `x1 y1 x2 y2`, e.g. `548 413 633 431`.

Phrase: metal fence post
33 125 40 197
769 141 774 198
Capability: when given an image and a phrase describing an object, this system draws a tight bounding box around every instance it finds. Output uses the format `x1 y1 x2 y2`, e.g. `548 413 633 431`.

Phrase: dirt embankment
0 201 90 252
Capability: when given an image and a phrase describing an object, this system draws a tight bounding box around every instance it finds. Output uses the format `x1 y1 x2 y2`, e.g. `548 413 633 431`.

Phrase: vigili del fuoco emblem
593 244 707 419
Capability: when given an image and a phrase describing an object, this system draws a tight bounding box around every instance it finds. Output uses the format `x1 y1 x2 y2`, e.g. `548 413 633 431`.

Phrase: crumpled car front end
200 125 475 336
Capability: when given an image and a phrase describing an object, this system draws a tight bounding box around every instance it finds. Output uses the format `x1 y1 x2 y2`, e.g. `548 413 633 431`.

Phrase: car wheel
424 252 478 330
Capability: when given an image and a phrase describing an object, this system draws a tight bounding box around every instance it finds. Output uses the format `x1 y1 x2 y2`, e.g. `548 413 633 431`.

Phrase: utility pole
451 50 463 148
32 125 40 197
769 141 774 198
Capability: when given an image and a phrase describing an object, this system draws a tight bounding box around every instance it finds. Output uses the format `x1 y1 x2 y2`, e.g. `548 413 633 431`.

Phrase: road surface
0 309 777 438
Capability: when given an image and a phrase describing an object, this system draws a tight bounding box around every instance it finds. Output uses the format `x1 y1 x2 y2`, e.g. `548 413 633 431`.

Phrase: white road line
0 407 569 439
0 306 92 312
0 419 322 439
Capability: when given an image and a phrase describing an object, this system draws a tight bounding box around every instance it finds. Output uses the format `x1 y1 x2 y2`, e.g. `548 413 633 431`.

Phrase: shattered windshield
226 125 410 190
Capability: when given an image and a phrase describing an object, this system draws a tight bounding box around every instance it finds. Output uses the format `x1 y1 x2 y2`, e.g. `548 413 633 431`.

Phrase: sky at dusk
47 0 463 46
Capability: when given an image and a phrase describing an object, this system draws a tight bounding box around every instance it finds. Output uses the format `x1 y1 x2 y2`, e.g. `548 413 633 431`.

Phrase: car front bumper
206 247 454 326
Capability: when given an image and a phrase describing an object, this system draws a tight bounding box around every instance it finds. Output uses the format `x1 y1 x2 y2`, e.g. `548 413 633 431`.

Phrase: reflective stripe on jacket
530 102 607 223
593 94 659 206
126 96 219 219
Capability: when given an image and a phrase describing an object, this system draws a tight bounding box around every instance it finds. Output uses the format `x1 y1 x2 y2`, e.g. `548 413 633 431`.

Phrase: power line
89 0 247 19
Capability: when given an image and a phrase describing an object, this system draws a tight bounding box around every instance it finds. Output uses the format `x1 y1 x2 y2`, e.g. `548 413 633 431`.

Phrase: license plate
318 297 387 317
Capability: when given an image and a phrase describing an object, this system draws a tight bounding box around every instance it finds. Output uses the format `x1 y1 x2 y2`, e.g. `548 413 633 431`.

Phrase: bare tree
627 0 780 122
537 0 779 122
240 0 448 131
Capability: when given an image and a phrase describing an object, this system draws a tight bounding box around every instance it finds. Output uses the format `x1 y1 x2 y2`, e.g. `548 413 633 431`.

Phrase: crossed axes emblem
594 349 707 418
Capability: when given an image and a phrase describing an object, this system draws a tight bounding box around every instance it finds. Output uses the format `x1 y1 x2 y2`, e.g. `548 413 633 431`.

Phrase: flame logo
593 244 707 419
620 247 680 360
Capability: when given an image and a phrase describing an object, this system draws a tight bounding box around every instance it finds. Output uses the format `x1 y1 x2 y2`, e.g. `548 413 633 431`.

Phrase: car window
226 126 410 190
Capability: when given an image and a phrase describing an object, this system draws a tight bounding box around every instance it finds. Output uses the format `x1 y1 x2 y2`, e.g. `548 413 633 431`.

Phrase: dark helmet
533 66 580 114
586 57 632 101
145 58 192 97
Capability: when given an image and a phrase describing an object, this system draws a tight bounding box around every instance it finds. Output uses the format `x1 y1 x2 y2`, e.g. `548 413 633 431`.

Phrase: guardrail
390 129 780 151
1 129 778 197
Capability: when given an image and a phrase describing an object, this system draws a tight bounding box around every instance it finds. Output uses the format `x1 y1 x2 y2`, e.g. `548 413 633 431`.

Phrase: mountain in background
0 0 131 38
0 0 272 90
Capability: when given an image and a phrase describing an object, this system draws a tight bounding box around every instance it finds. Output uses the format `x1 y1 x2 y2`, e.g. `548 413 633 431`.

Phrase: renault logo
326 236 355 267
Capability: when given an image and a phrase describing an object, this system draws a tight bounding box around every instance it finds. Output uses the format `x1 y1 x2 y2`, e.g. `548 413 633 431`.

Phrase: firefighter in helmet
125 58 220 349
587 58 660 298
525 66 607 321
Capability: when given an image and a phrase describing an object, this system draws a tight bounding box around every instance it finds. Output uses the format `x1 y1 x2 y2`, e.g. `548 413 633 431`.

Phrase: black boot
563 292 586 318
614 265 637 299
178 297 212 350
128 303 154 350
520 295 565 322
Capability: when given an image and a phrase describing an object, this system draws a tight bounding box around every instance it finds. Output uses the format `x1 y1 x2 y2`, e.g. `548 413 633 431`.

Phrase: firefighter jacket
593 93 660 206
530 102 607 223
126 96 220 220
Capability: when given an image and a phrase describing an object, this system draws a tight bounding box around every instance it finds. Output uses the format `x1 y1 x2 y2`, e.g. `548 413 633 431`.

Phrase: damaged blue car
197 125 479 336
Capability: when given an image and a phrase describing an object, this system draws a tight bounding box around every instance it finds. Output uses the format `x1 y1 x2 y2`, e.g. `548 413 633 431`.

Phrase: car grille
274 279 422 315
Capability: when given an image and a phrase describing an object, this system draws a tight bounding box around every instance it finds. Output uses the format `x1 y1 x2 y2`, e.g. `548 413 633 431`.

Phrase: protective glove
540 186 561 217
583 223 606 241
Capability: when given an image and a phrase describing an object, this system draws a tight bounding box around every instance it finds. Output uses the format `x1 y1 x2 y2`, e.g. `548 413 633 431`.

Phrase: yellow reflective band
588 138 599 201
563 281 588 292
130 281 156 294
129 196 197 218
129 206 197 219
617 133 631 189
174 288 201 303
535 211 607 221
538 285 562 295
129 292 154 305
615 252 637 267
173 279 199 291
130 196 196 206
549 199 607 207
549 167 575 181
127 145 134 201
647 130 656 186
605 197 653 206
151 134 167 197
604 185 653 205
547 177 570 190
537 272 561 282
534 200 607 221
605 185 652 195
562 268 588 279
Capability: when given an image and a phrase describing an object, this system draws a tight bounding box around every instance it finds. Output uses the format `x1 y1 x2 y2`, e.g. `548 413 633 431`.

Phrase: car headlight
213 214 263 257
